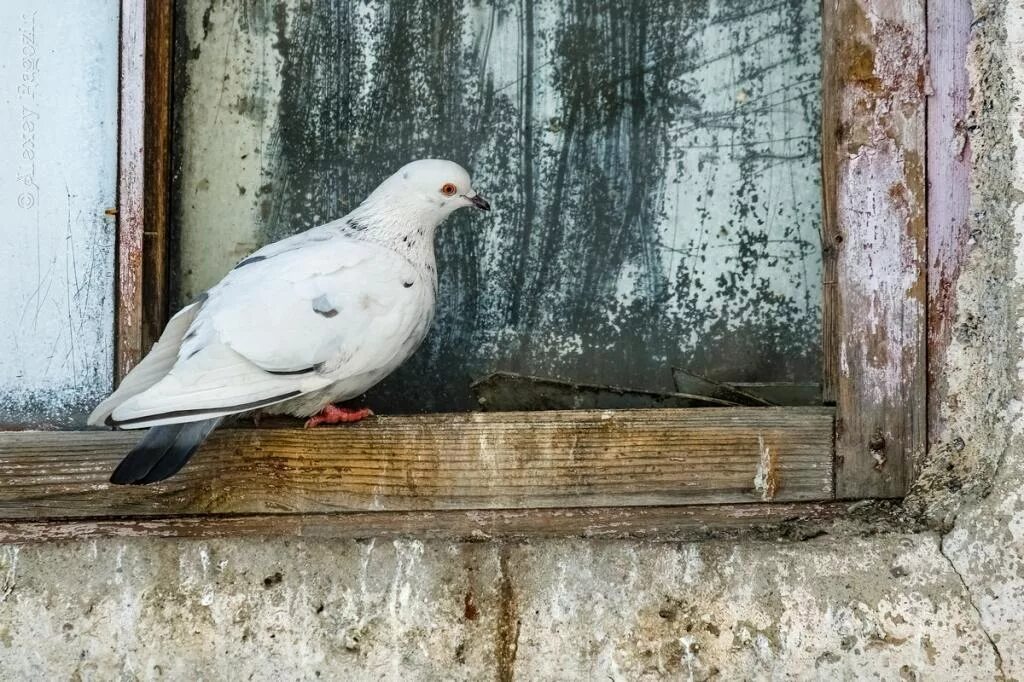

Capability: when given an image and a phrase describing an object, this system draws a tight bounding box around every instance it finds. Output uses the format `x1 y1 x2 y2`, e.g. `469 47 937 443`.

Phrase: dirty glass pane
173 0 821 412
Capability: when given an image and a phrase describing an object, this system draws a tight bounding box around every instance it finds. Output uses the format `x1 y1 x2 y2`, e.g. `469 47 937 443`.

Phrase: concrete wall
2 0 1023 679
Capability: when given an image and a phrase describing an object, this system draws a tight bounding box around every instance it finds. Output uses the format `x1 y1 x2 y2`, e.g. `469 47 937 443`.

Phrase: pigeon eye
440 183 458 196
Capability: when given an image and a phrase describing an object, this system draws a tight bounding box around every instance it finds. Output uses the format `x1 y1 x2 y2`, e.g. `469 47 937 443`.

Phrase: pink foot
304 405 375 429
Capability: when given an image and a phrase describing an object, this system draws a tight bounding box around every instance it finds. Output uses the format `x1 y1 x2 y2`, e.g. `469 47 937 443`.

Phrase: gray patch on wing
312 294 338 318
234 255 267 269
348 219 369 232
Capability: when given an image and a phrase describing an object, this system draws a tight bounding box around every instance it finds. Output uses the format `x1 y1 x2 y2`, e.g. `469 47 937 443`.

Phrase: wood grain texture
115 0 147 381
823 0 927 498
0 502 850 543
116 0 175 380
0 408 834 519
820 0 840 404
141 0 174 353
926 0 972 444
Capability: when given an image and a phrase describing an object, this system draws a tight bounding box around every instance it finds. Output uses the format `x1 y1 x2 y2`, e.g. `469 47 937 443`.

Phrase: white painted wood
0 3 119 426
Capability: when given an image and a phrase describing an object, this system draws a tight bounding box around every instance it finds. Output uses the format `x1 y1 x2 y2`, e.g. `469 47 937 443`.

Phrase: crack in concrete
937 536 1006 679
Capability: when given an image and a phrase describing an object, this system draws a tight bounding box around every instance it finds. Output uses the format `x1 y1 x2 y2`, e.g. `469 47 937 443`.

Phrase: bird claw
304 405 375 428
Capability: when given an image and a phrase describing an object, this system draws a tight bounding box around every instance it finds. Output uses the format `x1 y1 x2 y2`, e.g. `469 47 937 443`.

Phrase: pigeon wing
109 236 422 428
87 301 204 426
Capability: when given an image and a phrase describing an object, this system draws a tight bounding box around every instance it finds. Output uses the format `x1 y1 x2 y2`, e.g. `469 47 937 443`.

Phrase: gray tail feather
109 417 222 485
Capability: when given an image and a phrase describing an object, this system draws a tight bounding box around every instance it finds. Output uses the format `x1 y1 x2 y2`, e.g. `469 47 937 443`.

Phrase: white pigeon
91 159 490 485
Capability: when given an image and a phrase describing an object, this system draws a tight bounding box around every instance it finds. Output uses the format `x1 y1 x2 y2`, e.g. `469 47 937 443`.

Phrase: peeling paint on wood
116 0 147 382
172 0 823 413
823 0 927 498
0 2 119 427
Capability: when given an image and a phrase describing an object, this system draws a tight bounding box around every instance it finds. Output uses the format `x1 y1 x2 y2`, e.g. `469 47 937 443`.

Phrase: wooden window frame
0 0 968 542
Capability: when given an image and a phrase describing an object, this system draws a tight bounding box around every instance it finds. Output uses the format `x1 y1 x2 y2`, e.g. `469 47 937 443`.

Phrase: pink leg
304 404 375 429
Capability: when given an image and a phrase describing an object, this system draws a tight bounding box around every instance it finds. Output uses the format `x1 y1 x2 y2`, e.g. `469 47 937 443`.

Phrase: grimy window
0 0 937 541
173 1 823 412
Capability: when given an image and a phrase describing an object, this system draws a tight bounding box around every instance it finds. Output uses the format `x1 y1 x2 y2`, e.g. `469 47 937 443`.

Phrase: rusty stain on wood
926 0 973 445
0 408 834 519
0 501 856 544
823 0 927 498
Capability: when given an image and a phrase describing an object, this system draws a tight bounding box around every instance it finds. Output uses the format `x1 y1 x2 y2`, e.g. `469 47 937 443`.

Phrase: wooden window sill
0 407 834 540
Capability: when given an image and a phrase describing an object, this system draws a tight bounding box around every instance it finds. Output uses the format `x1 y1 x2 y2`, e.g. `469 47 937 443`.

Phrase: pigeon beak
466 193 491 211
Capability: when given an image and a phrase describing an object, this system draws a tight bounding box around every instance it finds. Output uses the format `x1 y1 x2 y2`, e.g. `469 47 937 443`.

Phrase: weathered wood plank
823 0 927 498
141 0 174 353
0 502 852 544
116 0 174 377
0 408 834 518
821 2 841 405
927 0 972 445
115 0 147 380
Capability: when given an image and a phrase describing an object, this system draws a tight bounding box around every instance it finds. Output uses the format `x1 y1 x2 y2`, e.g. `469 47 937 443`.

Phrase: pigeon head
353 159 490 235
392 158 490 214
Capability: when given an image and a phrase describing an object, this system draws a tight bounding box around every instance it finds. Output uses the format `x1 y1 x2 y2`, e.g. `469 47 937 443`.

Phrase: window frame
0 0 962 541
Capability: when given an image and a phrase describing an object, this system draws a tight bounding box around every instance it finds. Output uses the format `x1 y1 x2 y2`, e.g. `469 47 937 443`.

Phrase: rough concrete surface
931 1 1024 677
0 535 1004 680
3 0 1024 679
